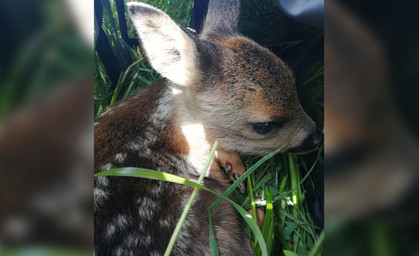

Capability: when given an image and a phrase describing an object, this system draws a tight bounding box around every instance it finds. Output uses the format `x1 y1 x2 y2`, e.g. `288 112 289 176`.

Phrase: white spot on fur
114 247 123 256
149 89 173 127
139 234 152 246
94 188 107 199
126 234 139 247
138 222 144 231
106 223 115 238
100 163 113 172
145 235 151 245
126 141 141 150
114 153 127 163
94 187 107 209
116 214 128 227
144 148 153 156
97 176 109 187
159 218 171 228
143 129 157 146
137 197 157 220
175 229 191 252
150 183 163 195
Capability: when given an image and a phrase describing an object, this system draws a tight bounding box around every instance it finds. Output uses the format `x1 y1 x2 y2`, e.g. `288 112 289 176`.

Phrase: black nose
288 130 323 154
306 131 323 148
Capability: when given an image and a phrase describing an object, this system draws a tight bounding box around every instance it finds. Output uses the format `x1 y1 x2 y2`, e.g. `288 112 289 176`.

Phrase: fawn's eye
251 122 283 135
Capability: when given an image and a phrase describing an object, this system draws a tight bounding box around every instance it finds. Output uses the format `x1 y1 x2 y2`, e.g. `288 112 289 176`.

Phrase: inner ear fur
127 2 200 86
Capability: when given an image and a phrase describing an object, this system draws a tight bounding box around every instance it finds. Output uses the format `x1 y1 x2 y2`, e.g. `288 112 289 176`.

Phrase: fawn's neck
146 81 214 176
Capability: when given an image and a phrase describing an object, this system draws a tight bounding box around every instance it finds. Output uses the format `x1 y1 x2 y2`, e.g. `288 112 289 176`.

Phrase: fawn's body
94 0 321 255
95 80 250 255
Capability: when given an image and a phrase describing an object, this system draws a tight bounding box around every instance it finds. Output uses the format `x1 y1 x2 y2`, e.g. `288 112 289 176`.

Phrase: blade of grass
272 144 323 204
288 153 299 217
208 210 219 256
248 176 258 232
247 173 260 253
288 153 301 252
308 231 324 256
256 188 274 255
253 172 272 191
262 188 273 241
283 250 302 256
280 222 298 240
278 208 318 238
265 217 274 255
110 58 143 105
163 141 218 256
109 72 124 106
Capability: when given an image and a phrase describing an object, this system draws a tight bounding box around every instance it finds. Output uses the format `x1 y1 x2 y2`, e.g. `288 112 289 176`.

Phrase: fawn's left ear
127 2 200 86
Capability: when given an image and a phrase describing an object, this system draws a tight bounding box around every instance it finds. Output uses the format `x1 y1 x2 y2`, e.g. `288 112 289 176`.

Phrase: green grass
95 146 323 256
238 149 324 255
94 0 324 255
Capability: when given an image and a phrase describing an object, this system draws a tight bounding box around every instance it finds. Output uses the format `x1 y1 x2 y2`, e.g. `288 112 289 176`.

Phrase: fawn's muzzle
287 130 323 154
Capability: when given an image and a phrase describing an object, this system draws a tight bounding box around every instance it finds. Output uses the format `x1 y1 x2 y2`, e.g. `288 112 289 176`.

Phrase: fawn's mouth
287 131 323 154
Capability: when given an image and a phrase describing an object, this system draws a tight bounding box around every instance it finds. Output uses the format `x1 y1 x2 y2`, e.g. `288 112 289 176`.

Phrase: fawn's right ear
127 2 200 86
200 0 240 39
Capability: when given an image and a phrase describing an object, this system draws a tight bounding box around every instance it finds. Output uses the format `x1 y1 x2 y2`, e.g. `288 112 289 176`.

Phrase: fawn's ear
127 2 200 86
200 0 240 39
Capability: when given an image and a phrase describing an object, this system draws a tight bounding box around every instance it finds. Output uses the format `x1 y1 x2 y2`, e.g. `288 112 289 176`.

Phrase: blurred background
325 0 419 255
0 0 93 254
0 0 417 255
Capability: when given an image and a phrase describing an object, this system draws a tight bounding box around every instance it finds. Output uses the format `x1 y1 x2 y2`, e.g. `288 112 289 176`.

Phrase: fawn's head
127 1 321 155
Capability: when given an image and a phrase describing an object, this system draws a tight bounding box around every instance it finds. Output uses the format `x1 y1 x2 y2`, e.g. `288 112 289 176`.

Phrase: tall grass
94 0 324 255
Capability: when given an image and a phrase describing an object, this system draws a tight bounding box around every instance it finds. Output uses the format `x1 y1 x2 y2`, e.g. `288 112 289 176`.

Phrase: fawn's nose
287 130 323 154
306 131 323 148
